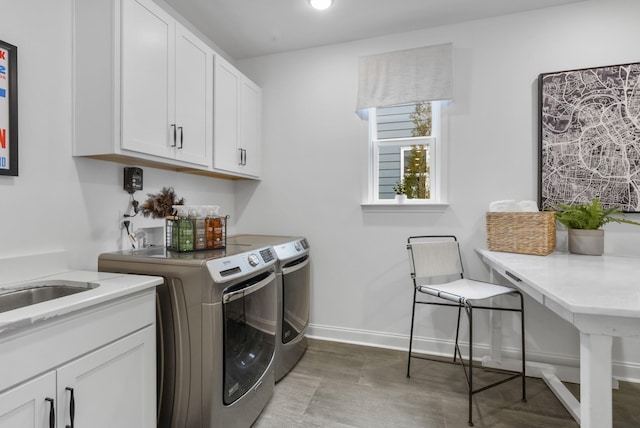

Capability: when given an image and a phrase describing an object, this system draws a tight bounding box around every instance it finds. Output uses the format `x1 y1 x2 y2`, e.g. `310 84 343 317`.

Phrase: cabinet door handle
243 148 247 165
66 387 75 428
178 126 184 149
170 124 177 147
45 398 55 428
238 148 243 166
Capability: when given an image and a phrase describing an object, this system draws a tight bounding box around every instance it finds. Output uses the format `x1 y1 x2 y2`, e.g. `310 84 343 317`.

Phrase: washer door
222 270 276 405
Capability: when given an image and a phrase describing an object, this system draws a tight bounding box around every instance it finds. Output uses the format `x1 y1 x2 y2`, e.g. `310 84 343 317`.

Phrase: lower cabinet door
0 372 56 428
56 326 156 428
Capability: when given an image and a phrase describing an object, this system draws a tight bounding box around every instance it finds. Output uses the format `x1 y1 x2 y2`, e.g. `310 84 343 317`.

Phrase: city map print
539 62 640 212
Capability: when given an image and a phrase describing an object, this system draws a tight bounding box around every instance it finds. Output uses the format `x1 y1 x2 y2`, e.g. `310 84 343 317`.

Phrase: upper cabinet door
213 56 241 173
239 78 261 177
213 56 262 178
174 24 212 167
121 0 175 159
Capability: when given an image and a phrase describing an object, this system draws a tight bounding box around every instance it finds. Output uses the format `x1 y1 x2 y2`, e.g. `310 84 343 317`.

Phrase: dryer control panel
206 246 276 283
272 238 310 263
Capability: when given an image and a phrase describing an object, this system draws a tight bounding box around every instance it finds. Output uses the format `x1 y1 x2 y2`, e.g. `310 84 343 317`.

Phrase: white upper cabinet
120 0 174 160
239 78 262 177
174 26 212 165
74 0 212 169
213 58 240 174
214 56 262 178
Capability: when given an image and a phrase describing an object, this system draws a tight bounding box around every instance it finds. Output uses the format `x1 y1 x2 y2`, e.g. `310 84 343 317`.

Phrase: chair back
407 236 464 279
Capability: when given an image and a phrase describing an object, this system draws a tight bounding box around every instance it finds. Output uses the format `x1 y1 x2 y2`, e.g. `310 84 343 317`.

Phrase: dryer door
281 255 310 344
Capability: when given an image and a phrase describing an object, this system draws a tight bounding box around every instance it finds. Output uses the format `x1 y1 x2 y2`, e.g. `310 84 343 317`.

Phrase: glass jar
206 209 223 249
178 218 194 251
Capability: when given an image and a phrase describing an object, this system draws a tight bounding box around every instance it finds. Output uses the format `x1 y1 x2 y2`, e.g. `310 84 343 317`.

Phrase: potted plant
554 198 640 255
393 180 407 203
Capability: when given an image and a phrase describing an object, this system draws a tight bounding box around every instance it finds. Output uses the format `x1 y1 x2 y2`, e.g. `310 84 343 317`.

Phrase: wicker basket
486 211 556 256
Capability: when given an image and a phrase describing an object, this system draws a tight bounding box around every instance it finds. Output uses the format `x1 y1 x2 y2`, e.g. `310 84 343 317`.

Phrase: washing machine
98 244 277 428
227 234 310 382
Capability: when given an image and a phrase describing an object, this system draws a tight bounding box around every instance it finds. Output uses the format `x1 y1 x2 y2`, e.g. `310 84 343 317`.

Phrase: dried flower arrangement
140 186 185 218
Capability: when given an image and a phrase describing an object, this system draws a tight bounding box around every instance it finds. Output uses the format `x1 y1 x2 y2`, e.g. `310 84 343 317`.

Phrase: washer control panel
247 253 260 267
206 246 276 283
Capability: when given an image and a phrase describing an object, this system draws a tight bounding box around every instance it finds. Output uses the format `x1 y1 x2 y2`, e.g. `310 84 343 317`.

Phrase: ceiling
164 0 584 60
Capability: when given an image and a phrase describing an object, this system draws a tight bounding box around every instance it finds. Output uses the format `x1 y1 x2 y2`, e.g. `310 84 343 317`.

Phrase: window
367 101 446 205
356 43 453 210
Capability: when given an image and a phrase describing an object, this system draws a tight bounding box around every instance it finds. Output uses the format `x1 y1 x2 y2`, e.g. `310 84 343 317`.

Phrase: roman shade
355 43 453 116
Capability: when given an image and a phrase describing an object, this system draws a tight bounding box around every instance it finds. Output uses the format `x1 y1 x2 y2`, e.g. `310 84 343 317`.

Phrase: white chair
406 235 526 426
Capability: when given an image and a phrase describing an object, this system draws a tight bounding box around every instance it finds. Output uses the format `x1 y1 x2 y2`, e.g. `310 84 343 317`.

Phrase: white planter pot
395 194 407 203
568 229 604 255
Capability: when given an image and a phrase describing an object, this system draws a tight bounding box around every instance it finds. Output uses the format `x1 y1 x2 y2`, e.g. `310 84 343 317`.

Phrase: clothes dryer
98 244 277 428
227 235 310 382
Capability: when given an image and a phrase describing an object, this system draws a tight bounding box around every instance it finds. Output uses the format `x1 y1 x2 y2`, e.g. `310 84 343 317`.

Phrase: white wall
0 0 235 270
236 0 640 380
3 0 640 382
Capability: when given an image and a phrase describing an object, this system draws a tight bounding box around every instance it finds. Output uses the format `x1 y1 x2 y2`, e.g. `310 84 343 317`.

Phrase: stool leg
407 287 418 378
467 304 474 426
454 305 462 362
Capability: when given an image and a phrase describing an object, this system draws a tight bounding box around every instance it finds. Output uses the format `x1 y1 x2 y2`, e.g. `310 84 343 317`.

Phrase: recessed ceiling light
308 0 334 11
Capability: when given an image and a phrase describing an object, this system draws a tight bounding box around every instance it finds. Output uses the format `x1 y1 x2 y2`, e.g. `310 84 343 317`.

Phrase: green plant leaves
554 198 640 230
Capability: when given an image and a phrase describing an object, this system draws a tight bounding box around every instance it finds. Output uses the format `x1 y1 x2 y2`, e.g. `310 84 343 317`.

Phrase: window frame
372 137 436 201
400 141 434 200
362 100 449 212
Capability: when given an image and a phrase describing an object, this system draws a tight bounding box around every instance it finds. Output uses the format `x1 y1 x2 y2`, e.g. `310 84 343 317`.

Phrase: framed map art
538 61 640 212
0 39 17 176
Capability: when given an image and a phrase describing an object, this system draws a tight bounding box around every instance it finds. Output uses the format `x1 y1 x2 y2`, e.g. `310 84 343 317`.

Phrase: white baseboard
306 323 640 384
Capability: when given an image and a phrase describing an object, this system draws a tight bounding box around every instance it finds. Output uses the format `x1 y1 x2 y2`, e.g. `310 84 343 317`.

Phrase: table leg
488 269 503 362
580 332 613 428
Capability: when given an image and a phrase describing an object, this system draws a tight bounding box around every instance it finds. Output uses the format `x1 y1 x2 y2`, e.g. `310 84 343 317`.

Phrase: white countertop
0 251 162 335
477 249 640 319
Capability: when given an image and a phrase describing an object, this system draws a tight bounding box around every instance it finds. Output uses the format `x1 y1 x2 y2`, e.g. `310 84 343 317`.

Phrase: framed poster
0 39 17 176
538 62 640 212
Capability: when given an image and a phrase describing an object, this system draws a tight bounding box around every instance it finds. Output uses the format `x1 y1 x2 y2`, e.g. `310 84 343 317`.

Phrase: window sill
360 201 449 213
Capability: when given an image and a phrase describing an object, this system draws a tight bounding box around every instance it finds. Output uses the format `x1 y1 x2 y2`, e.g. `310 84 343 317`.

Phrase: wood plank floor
253 338 640 427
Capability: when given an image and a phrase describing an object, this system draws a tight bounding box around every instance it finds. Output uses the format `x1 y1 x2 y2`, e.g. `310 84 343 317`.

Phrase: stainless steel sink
0 280 99 314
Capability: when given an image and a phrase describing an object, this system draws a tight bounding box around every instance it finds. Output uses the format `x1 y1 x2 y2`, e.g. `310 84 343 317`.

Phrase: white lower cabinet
56 327 155 428
0 291 156 428
0 328 153 428
0 372 55 428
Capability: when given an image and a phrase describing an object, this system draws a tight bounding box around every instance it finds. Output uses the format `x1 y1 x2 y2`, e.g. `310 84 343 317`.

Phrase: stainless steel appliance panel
98 245 277 428
98 255 206 428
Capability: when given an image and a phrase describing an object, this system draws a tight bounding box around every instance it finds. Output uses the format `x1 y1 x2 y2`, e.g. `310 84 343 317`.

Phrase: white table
477 249 640 428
